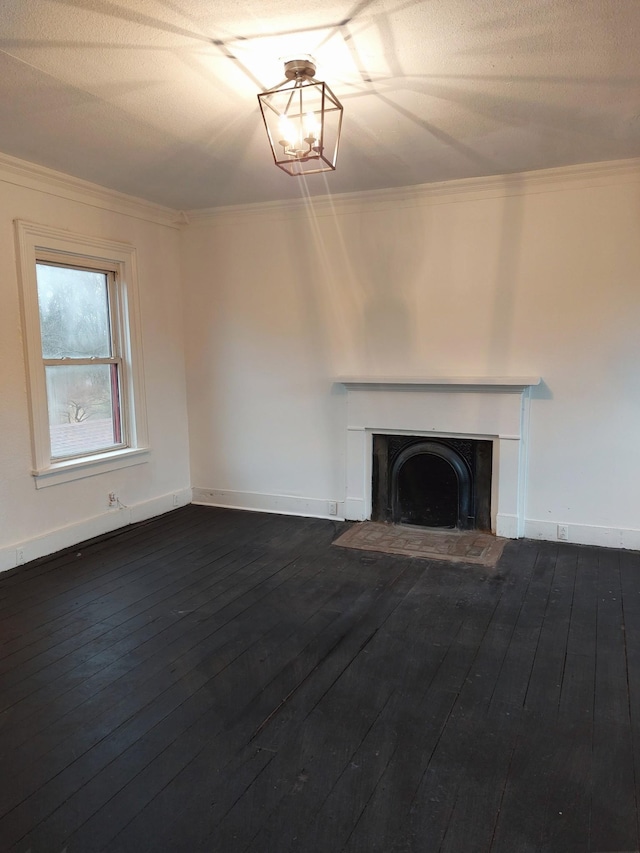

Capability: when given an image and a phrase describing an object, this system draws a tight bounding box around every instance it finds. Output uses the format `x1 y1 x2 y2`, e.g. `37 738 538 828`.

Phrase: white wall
2 156 637 566
0 160 191 570
182 163 640 548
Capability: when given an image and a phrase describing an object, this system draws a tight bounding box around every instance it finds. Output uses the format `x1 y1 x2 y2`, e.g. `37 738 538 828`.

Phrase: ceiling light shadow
374 91 497 169
51 0 214 43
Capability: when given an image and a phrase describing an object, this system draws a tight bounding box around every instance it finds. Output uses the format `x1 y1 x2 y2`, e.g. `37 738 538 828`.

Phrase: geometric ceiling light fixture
257 55 343 176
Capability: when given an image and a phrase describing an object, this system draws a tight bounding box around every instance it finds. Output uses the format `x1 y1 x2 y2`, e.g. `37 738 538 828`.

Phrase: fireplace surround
337 376 540 538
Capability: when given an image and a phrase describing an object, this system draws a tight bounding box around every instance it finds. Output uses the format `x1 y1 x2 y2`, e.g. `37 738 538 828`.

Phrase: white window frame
15 221 149 488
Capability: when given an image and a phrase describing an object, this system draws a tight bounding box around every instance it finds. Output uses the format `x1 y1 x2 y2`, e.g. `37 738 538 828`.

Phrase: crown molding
2 149 638 230
185 157 640 226
0 152 180 229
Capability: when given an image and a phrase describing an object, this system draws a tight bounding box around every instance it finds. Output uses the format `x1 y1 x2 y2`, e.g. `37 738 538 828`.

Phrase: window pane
36 264 111 358
45 364 122 458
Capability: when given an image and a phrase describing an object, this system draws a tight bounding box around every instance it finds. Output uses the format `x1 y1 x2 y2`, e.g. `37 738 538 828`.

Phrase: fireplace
337 375 540 538
372 434 492 530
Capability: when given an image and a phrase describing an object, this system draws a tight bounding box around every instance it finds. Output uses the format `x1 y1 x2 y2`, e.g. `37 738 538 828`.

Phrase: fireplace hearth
372 434 492 530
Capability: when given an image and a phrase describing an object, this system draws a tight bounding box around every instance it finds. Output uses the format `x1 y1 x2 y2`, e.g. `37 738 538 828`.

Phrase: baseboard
9 492 634 572
192 488 344 522
524 518 640 551
0 488 192 573
189 496 640 552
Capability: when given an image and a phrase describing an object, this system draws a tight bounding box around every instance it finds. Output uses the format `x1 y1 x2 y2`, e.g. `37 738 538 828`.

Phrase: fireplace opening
372 435 492 531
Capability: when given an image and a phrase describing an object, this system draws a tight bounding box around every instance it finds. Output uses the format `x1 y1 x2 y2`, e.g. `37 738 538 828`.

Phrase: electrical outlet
16 548 25 566
557 524 569 541
328 501 338 516
108 492 118 508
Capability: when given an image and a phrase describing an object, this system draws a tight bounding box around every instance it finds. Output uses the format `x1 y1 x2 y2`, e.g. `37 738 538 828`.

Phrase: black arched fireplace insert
372 434 492 531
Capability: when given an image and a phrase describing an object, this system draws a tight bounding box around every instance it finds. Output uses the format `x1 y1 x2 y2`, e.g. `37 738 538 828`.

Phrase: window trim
15 221 149 488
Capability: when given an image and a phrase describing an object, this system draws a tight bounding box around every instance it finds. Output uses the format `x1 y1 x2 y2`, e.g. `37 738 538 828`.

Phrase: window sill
33 447 150 489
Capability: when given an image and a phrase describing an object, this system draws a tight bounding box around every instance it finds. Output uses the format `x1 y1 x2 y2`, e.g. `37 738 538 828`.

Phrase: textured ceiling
1 0 639 210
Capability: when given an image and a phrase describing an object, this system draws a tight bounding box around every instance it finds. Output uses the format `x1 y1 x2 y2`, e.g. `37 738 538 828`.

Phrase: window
16 222 149 487
38 262 124 459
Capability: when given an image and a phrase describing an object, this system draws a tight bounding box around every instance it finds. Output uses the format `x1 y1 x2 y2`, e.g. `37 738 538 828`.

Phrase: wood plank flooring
0 505 639 853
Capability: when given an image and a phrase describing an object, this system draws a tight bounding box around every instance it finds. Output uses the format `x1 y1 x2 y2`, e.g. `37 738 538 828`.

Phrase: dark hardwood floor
1 505 639 853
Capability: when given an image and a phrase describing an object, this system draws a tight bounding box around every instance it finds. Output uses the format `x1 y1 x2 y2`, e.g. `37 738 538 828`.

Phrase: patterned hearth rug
333 522 507 567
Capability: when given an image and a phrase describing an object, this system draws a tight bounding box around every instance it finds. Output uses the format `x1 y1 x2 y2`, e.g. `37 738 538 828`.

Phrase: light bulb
304 111 320 141
278 114 295 148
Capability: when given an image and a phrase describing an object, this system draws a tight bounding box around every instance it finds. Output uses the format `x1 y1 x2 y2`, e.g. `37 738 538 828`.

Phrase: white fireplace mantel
337 375 541 538
337 375 541 389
